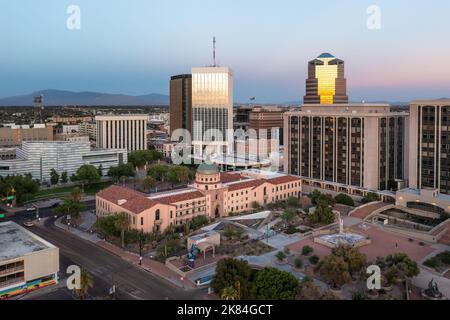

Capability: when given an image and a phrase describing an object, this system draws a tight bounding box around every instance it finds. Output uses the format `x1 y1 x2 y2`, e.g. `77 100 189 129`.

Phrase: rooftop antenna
213 36 216 67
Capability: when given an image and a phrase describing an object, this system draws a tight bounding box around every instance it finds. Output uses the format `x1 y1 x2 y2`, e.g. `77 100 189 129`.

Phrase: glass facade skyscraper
192 67 233 154
303 53 348 104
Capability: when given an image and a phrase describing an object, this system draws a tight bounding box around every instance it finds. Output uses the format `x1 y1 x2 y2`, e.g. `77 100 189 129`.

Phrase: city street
8 205 207 300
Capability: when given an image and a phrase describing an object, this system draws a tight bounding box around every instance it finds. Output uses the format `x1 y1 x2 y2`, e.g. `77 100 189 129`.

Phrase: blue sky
1 0 450 102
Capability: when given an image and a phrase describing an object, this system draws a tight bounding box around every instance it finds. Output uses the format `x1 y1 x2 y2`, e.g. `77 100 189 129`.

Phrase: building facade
192 67 234 155
78 122 97 141
0 222 59 299
397 100 450 213
170 74 192 140
96 166 301 233
95 114 148 151
0 124 54 147
303 53 348 104
0 141 127 182
285 104 408 197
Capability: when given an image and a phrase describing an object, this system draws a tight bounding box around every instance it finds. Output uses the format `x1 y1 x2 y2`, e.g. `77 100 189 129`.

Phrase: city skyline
1 1 450 103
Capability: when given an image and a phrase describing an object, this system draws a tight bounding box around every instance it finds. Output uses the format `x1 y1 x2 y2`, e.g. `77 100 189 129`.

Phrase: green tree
221 286 239 300
332 245 367 276
75 165 100 191
114 212 130 249
361 192 380 204
334 194 355 206
251 267 298 300
297 277 322 300
282 208 297 224
309 205 335 226
147 164 169 182
211 258 253 300
375 253 420 284
167 165 191 185
316 254 352 289
50 168 59 185
142 175 157 192
73 268 94 300
0 174 39 203
60 171 68 184
107 163 135 184
128 150 164 168
53 187 86 219
97 164 103 177
287 196 299 208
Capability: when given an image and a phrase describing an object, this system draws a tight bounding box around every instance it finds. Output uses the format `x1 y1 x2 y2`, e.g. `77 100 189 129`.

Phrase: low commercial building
0 221 59 299
0 124 54 147
96 165 301 233
0 141 127 183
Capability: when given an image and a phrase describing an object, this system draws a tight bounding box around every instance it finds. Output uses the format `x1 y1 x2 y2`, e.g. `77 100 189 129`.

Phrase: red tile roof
153 191 205 205
227 180 265 191
97 185 158 214
267 175 301 185
220 172 246 183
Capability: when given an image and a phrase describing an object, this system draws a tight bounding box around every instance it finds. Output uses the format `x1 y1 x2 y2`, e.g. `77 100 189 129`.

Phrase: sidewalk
54 217 195 290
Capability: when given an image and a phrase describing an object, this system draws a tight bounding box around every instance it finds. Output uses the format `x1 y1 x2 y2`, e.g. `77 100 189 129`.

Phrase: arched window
155 209 160 221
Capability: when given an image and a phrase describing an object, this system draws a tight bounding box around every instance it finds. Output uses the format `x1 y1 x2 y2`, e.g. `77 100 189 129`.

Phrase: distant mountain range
0 89 169 106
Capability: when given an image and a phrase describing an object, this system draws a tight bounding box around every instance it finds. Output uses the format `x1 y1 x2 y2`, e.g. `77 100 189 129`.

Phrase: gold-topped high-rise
303 53 348 104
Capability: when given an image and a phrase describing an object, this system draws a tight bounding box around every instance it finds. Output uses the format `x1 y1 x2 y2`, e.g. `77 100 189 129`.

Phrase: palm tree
73 268 94 300
114 212 130 248
221 286 238 300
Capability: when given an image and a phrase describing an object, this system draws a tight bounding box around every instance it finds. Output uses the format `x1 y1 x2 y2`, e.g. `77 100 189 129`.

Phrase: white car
26 207 37 211
23 220 35 227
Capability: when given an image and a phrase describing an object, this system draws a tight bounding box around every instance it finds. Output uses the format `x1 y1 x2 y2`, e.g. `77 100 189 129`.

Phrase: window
155 209 160 221
140 217 144 226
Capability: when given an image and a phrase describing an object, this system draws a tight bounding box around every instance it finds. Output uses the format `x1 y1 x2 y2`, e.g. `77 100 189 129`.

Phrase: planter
382 284 393 292
275 259 288 265
366 290 379 300
330 287 342 296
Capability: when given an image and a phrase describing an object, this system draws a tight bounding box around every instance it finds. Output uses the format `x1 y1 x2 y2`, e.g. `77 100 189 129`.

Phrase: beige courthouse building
96 165 301 233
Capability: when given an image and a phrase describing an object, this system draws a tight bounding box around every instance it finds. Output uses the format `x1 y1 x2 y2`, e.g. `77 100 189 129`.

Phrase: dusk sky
1 0 450 103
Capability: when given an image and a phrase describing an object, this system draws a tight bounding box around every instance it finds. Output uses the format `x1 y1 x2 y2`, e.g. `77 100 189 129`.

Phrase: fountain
314 212 371 249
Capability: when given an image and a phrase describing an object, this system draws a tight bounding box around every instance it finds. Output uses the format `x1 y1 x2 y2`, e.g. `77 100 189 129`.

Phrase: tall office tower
303 53 348 104
169 74 192 140
95 114 148 151
284 104 407 197
192 67 234 155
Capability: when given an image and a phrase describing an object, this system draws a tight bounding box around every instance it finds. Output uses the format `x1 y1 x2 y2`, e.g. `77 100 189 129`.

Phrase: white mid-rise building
95 114 148 151
0 141 127 183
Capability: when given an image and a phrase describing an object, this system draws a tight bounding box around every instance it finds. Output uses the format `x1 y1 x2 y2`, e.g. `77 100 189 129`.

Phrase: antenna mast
213 36 216 67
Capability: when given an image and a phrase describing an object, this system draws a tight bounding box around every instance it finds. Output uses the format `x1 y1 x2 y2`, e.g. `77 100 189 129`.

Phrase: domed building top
318 52 335 59
197 162 219 175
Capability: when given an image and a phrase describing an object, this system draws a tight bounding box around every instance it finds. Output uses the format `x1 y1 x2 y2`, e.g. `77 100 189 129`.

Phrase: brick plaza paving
287 223 436 262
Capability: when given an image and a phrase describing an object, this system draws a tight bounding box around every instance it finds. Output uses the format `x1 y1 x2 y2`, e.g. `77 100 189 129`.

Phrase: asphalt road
8 203 207 300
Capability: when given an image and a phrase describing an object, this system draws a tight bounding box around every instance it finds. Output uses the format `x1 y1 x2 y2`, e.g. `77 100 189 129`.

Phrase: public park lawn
26 182 113 202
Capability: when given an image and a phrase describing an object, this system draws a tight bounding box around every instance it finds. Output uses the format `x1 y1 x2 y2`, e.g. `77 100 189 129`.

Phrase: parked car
23 220 35 227
26 207 36 212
